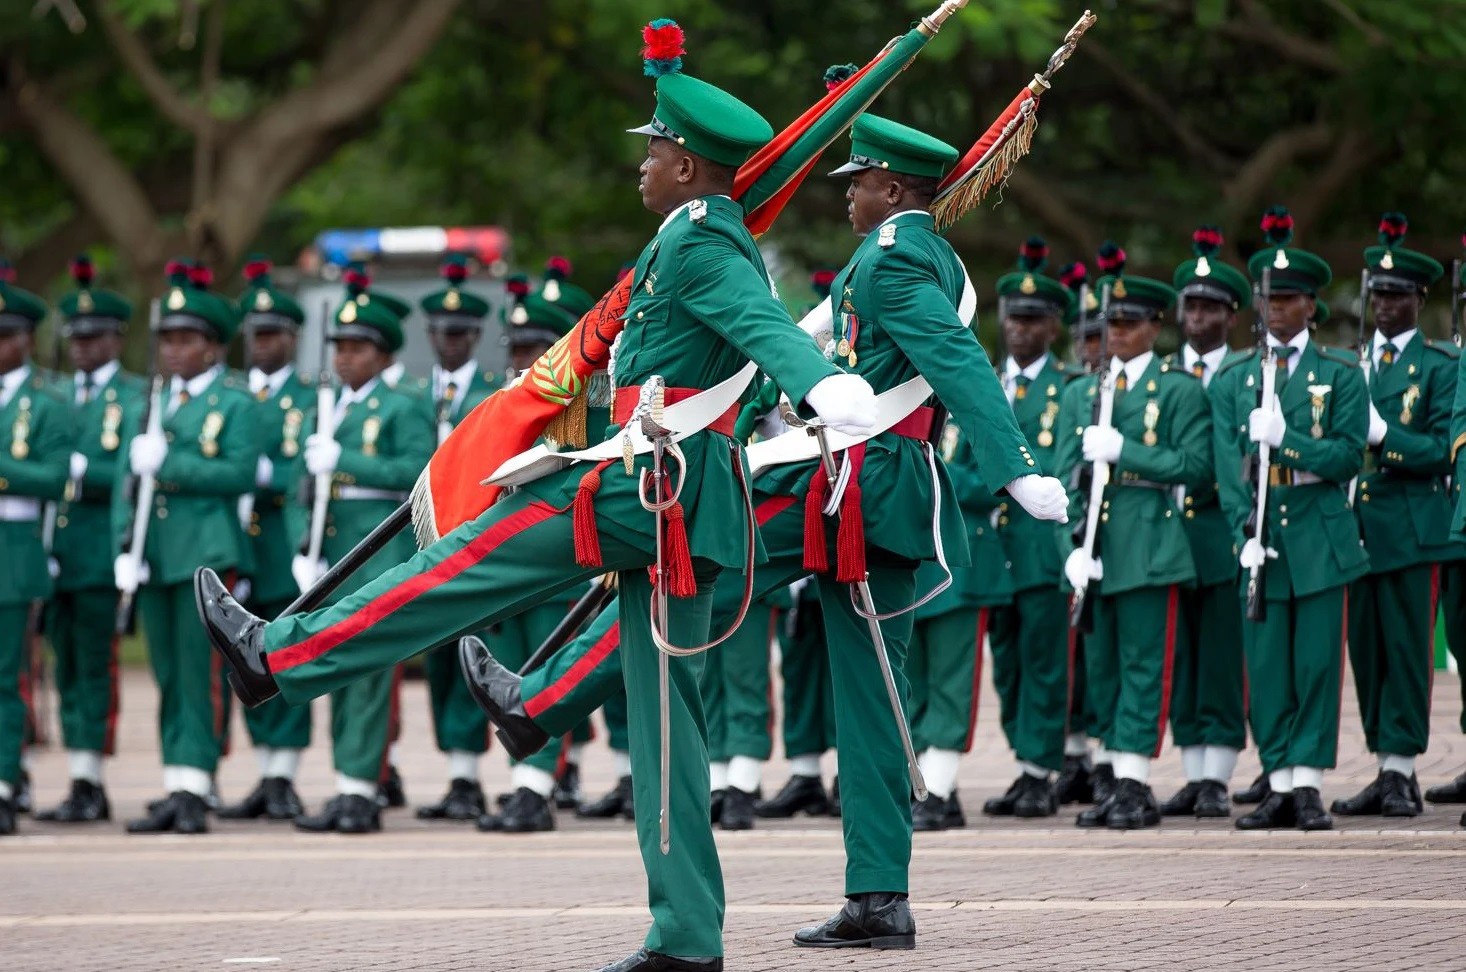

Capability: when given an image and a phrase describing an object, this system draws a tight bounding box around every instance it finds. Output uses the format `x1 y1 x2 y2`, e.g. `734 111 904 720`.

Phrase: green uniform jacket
437 367 500 435
1161 352 1245 588
994 355 1080 591
247 370 313 604
1355 336 1459 573
1055 356 1211 595
1454 347 1466 540
915 420 1013 619
523 194 838 569
54 368 147 592
324 379 435 561
758 211 1034 565
0 368 69 606
1211 342 1370 598
113 371 261 586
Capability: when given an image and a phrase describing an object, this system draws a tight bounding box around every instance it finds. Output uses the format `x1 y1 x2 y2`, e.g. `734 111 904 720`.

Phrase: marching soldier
35 256 142 824
1213 206 1369 831
0 270 67 836
119 261 259 835
291 270 435 834
1157 226 1250 818
984 237 1081 819
414 254 499 823
1056 246 1211 830
217 257 312 821
1333 213 1455 819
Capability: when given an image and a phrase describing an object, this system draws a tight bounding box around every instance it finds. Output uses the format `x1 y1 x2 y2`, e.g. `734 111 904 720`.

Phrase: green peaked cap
332 263 407 352
1247 206 1331 294
421 254 491 327
830 113 959 180
238 256 304 330
508 258 594 346
1097 275 1176 319
995 236 1075 322
157 260 240 344
0 267 47 333
1364 212 1443 294
58 255 132 334
1172 226 1249 309
629 72 773 167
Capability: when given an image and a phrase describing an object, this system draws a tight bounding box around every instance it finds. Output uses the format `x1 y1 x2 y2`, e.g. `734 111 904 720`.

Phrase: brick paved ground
7 666 1466 971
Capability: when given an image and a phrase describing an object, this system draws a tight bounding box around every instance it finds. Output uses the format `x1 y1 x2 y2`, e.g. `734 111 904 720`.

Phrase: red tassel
835 482 866 583
662 502 696 598
573 462 611 568
803 469 829 573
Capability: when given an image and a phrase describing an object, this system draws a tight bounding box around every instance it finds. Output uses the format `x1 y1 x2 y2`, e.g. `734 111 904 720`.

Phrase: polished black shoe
1331 773 1383 815
1293 787 1332 830
459 636 550 759
982 775 1024 816
709 788 725 825
578 775 634 820
265 777 305 819
1425 770 1466 804
379 766 407 809
754 774 828 818
1236 791 1296 830
1055 755 1094 805
1159 781 1202 817
0 796 16 835
218 778 271 820
1014 776 1058 818
1380 771 1420 817
479 787 554 833
35 779 111 823
195 568 277 707
554 763 583 810
911 793 949 832
415 778 486 821
1194 779 1231 817
793 892 915 950
719 786 756 831
592 947 722 971
128 791 209 834
1076 792 1118 828
295 794 381 833
16 770 31 814
1106 779 1161 830
944 790 967 828
1090 762 1117 805
828 776 841 818
1233 772 1270 805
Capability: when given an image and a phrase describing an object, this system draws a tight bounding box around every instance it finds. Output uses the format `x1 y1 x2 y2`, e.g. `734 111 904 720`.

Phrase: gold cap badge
167 287 186 310
339 301 358 323
78 292 94 313
254 290 274 311
444 290 461 311
1020 274 1037 294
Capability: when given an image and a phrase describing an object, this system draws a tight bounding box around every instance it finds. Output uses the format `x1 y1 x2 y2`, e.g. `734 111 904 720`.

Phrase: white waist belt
0 497 42 522
335 486 410 502
744 377 934 477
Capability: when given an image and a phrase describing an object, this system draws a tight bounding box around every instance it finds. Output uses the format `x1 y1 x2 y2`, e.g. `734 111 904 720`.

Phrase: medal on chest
101 402 123 452
281 408 304 457
1400 385 1420 425
837 288 860 367
1307 384 1331 439
1037 400 1059 448
362 415 382 457
1142 400 1161 446
199 411 224 458
940 423 960 462
9 396 31 460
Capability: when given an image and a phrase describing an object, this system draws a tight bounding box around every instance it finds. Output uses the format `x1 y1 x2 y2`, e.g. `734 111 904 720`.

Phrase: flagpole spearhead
918 0 970 38
1033 9 1097 90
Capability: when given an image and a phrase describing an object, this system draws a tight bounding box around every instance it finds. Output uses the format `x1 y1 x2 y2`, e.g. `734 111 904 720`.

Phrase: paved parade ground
8 668 1466 972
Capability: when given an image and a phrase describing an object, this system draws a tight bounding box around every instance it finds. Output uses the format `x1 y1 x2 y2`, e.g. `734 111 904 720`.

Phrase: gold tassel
544 390 590 449
932 110 1039 234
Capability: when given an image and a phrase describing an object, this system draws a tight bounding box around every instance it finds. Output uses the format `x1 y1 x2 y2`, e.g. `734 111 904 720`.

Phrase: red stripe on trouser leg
1336 587 1349 740
963 608 989 753
525 621 622 720
1428 565 1440 708
1152 586 1179 758
104 632 120 756
1064 598 1077 736
269 501 560 672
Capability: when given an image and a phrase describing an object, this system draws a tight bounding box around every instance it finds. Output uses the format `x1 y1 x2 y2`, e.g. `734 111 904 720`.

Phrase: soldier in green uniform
1212 206 1369 831
31 257 141 824
1332 213 1456 819
1056 251 1211 830
1156 226 1250 819
290 272 435 835
983 238 1081 820
215 257 313 822
0 272 68 836
119 261 259 835
201 64 878 971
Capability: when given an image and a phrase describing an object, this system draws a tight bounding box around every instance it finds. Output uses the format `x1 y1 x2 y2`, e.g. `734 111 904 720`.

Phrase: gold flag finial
918 0 970 38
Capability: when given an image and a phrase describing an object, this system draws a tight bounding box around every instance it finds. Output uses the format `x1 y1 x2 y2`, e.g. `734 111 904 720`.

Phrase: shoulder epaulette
1215 349 1259 376
1425 338 1461 359
1316 345 1358 366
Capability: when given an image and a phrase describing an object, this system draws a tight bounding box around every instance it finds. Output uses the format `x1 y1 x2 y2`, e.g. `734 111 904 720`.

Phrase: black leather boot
459 636 550 759
1090 762 1117 805
793 892 915 950
1106 779 1160 830
719 786 756 831
1425 770 1466 804
1233 772 1270 805
217 779 271 819
1331 773 1383 815
982 775 1024 816
195 568 277 707
592 948 721 971
1379 770 1420 817
1193 779 1231 817
1236 791 1295 830
416 778 487 820
1293 787 1333 830
554 763 583 810
578 775 634 820
1159 781 1202 816
35 779 111 823
1055 754 1094 805
911 793 948 832
754 774 828 818
479 787 554 833
1014 776 1058 818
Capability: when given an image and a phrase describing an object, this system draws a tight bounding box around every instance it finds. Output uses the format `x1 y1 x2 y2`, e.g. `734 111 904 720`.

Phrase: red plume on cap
1017 235 1049 273
243 255 272 283
69 254 96 286
0 259 14 284
544 256 572 280
642 19 685 77
1096 241 1126 275
343 261 371 296
188 261 213 289
1059 261 1088 292
1191 225 1223 258
1377 211 1408 248
441 253 469 284
164 259 191 286
810 268 837 298
505 274 531 299
1260 205 1294 247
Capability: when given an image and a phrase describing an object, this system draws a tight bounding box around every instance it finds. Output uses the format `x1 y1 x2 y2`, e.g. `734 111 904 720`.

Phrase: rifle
516 576 617 676
1068 281 1113 633
297 301 337 592
1452 258 1461 349
1244 268 1276 623
1357 267 1372 383
115 300 162 634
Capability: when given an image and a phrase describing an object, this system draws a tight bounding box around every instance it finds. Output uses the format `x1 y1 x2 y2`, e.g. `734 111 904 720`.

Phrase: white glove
1247 408 1286 448
1082 425 1125 464
292 554 328 594
113 554 150 592
255 455 275 489
1006 474 1069 523
1239 537 1278 570
1064 549 1103 590
128 432 167 477
68 452 88 481
804 373 878 436
1367 402 1387 446
304 434 342 477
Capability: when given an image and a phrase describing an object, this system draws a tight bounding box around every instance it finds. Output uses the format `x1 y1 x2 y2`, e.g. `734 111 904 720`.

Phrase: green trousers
909 608 986 753
0 605 28 787
702 583 775 764
1347 564 1438 758
46 587 121 755
779 588 837 758
989 587 1072 771
139 581 228 772
1243 586 1346 773
330 666 396 782
1069 630 1098 739
1170 580 1247 750
1087 586 1181 758
423 641 490 755
239 596 312 751
263 491 724 957
603 685 630 752
1442 562 1466 734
